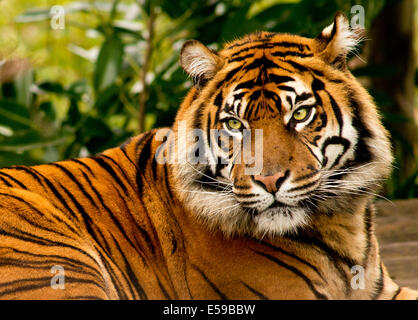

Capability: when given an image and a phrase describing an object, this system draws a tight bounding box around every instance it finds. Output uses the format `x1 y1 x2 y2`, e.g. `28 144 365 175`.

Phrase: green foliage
0 0 416 198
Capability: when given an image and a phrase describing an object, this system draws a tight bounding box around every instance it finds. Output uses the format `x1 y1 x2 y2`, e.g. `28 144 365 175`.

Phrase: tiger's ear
180 40 224 89
315 12 362 70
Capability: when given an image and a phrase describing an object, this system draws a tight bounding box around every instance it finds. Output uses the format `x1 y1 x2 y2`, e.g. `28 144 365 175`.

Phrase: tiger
0 12 416 300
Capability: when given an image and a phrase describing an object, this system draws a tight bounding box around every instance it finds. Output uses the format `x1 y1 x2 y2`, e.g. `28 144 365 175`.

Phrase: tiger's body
0 13 417 299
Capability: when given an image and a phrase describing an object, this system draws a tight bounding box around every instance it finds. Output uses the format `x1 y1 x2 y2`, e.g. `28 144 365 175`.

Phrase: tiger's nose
254 171 288 193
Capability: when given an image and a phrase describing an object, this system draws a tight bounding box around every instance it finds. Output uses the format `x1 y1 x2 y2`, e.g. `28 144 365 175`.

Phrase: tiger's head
168 13 392 238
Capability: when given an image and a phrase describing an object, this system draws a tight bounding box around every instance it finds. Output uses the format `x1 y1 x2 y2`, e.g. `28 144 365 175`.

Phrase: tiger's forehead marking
223 32 312 56
221 73 315 121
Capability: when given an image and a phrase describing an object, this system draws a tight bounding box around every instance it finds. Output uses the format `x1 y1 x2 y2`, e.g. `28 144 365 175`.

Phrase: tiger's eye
227 119 242 130
292 108 309 121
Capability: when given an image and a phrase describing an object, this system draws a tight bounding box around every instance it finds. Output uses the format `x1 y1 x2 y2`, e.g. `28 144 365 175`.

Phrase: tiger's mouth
268 201 290 209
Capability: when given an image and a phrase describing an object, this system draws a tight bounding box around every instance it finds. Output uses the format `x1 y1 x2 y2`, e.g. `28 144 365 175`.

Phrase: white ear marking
180 40 224 88
317 12 363 69
333 14 361 55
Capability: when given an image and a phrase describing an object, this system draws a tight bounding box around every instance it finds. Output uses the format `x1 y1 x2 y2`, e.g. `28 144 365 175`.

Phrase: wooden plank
375 200 418 290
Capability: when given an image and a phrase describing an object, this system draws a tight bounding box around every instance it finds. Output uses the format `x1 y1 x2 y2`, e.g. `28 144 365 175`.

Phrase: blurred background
0 0 416 199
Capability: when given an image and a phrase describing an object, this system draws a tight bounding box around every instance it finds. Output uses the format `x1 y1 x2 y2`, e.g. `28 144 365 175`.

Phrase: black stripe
5 247 104 282
241 282 269 300
321 136 351 168
1 170 81 236
56 182 103 251
69 158 96 177
112 184 155 257
0 200 72 239
156 277 172 300
295 93 313 104
293 170 319 183
69 295 104 300
96 250 128 299
192 264 228 299
371 262 384 300
0 277 105 298
215 66 242 89
303 143 321 164
50 163 99 209
234 80 255 91
0 224 101 270
137 133 154 172
344 91 373 167
279 59 309 72
90 157 127 193
391 287 402 300
254 250 328 300
287 180 317 193
80 170 149 261
325 90 344 136
243 57 282 71
100 154 133 188
0 171 27 189
163 163 174 200
283 232 353 296
229 41 310 57
229 53 254 63
109 233 148 299
278 85 295 92
31 171 79 222
8 166 44 185
271 51 313 58
268 74 294 85
260 241 325 281
134 131 154 156
192 102 205 129
0 175 12 187
136 133 155 194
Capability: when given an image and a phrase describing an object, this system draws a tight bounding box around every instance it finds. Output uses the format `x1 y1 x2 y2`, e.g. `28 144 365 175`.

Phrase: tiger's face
171 13 392 238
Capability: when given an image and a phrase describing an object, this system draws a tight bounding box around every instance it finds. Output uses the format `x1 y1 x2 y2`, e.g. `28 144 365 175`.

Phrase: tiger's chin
250 206 310 238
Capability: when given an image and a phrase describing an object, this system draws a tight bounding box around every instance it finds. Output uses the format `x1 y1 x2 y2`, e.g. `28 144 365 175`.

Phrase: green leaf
38 81 65 94
0 100 32 130
93 84 120 115
39 101 56 122
93 35 124 93
65 99 82 126
0 130 68 153
15 8 51 23
0 151 41 168
13 70 33 107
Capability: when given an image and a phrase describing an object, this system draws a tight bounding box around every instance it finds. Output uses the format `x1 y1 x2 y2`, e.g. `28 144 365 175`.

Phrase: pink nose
254 172 286 193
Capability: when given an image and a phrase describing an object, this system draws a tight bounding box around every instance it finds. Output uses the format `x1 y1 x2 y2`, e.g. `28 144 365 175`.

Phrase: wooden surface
375 199 418 290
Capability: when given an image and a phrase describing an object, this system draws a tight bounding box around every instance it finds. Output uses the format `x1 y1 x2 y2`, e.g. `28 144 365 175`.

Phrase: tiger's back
0 131 176 299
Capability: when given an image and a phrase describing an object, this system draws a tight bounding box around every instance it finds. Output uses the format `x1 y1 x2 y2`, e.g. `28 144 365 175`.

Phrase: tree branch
138 6 156 133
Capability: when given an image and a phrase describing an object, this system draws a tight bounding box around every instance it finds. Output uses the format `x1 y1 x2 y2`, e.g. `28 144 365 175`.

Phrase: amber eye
292 107 310 122
226 119 243 131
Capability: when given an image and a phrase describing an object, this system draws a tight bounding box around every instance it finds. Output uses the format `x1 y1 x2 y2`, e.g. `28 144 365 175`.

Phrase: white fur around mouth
253 206 309 236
